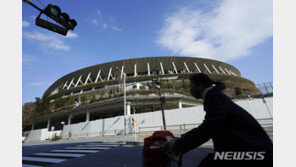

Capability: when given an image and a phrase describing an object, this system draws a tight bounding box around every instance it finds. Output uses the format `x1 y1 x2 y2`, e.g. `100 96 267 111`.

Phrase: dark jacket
174 89 273 162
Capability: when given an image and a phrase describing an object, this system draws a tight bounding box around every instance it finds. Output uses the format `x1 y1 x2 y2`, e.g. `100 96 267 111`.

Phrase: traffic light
132 117 135 127
35 16 68 36
23 0 77 36
44 4 77 31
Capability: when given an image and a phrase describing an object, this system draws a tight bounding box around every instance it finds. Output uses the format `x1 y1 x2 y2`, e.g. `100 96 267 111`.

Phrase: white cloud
29 82 45 86
22 53 35 64
23 31 70 51
92 18 98 25
156 0 273 61
112 26 122 31
102 23 107 29
97 10 101 16
65 31 78 38
22 21 30 27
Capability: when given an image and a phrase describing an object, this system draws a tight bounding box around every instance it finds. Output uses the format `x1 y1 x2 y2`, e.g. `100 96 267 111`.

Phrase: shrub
113 93 120 98
174 82 182 90
133 84 137 89
140 85 146 90
51 133 61 141
182 80 189 90
68 96 76 105
234 87 242 95
89 92 98 103
80 95 88 104
54 97 66 109
139 90 149 95
149 89 157 94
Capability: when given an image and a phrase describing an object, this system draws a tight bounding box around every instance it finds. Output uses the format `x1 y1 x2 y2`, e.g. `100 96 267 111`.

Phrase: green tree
160 80 165 89
182 80 189 90
22 102 35 130
34 97 51 117
234 87 242 95
133 84 137 89
54 96 66 109
80 95 88 104
140 85 146 90
89 91 97 103
68 95 76 105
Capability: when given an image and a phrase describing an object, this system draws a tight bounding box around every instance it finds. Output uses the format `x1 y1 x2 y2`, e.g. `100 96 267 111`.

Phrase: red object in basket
142 131 178 167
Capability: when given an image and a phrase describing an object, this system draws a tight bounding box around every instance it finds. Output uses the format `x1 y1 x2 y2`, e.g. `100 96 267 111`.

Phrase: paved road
22 141 214 167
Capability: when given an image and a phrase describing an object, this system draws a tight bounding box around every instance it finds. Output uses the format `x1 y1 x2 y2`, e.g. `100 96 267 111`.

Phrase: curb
126 141 144 146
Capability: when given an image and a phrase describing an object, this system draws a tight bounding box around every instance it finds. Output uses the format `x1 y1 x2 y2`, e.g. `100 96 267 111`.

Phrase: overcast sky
22 0 273 103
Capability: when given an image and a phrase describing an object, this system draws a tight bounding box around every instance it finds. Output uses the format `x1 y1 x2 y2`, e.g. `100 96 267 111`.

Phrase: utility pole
116 67 127 135
123 72 127 135
151 80 167 130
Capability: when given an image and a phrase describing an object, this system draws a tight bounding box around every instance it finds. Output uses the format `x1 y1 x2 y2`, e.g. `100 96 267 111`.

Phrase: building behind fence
24 96 273 142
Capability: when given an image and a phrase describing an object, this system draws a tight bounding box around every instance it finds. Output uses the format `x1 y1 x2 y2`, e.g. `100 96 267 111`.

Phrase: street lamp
116 67 127 135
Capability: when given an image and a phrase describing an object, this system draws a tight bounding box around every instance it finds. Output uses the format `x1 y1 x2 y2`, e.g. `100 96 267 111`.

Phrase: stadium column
134 64 137 76
68 114 72 125
126 102 131 115
47 119 51 131
194 63 201 73
160 62 165 75
31 122 35 130
178 100 183 109
147 63 150 75
172 62 178 74
86 112 90 122
204 63 212 73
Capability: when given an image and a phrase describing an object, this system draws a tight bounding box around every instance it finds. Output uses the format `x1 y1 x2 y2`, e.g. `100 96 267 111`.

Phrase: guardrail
138 118 273 136
56 118 272 139
60 129 127 139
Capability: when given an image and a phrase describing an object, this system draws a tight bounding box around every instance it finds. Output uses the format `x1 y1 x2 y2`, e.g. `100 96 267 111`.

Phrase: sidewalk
22 134 147 146
22 133 216 147
23 129 273 147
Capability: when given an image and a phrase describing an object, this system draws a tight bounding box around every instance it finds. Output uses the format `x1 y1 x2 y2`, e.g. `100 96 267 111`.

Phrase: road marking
51 149 99 153
33 152 85 157
65 147 110 150
22 164 42 167
23 142 123 166
22 157 67 163
87 142 123 145
77 144 119 147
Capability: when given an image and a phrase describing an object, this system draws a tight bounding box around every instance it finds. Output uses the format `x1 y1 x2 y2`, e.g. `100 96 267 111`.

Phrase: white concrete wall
61 116 126 139
26 128 48 141
59 97 272 139
28 97 272 141
25 129 62 141
234 97 273 118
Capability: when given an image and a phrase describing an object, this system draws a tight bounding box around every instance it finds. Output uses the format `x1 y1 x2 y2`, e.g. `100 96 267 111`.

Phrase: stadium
44 56 257 98
24 56 271 141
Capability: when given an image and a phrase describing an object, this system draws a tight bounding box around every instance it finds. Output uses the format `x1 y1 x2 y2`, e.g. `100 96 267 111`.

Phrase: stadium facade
29 56 258 132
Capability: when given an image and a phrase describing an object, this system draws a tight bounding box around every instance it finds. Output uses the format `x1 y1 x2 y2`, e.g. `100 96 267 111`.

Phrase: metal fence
256 82 273 95
138 118 273 136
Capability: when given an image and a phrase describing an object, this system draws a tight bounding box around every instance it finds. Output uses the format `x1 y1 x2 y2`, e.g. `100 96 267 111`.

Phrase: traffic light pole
23 0 43 12
158 86 167 130
123 73 127 136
